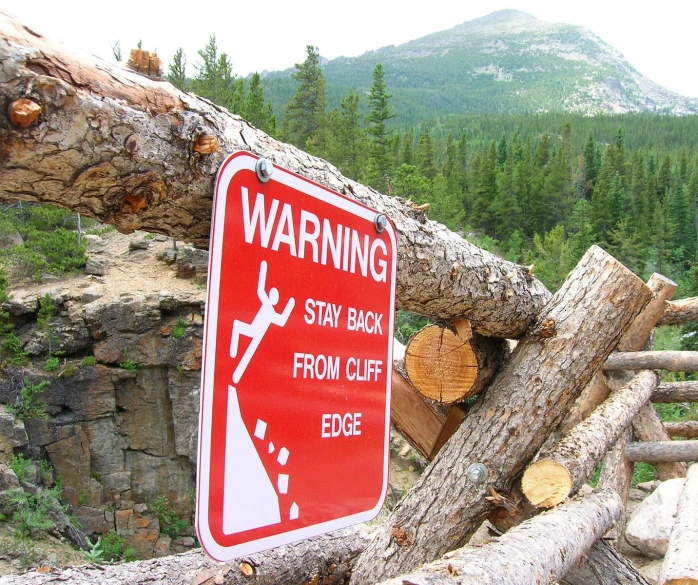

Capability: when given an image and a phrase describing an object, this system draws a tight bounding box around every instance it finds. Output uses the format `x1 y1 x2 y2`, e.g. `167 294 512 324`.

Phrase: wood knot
391 524 413 547
124 134 139 155
447 563 459 576
126 49 163 79
193 134 219 155
533 318 557 339
9 98 42 128
450 262 463 279
121 195 148 214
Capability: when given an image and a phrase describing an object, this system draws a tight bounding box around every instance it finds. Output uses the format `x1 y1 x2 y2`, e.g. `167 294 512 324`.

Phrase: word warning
197 152 397 560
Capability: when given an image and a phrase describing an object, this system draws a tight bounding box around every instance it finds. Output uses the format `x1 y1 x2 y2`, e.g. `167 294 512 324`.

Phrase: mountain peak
455 9 539 33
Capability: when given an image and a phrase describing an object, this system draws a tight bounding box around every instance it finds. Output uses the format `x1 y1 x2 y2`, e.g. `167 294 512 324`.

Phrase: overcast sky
2 0 697 98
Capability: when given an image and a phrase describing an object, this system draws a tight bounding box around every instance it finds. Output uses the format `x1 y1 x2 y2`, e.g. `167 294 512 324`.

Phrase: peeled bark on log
603 352 698 372
664 421 698 439
626 441 698 463
632 405 687 479
351 246 652 585
375 490 622 585
522 371 659 508
658 463 698 585
597 427 634 542
657 297 698 326
0 12 551 336
0 526 369 585
652 382 698 403
404 324 506 403
562 540 651 585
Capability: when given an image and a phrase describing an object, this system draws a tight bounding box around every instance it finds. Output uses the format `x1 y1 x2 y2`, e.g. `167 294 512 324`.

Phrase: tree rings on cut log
520 460 572 508
404 324 479 404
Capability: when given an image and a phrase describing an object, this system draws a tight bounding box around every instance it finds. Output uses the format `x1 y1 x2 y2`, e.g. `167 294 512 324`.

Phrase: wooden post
521 371 658 508
658 463 698 585
563 540 651 585
375 491 622 585
596 427 634 542
657 297 698 326
652 382 698 403
603 352 698 372
626 441 698 463
633 405 688 479
664 421 698 439
351 247 652 584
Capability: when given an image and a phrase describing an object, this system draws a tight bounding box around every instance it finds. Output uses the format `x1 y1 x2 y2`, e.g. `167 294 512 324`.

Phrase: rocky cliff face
0 232 209 559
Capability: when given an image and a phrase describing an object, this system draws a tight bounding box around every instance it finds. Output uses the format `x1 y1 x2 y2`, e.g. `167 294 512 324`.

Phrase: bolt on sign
197 151 397 560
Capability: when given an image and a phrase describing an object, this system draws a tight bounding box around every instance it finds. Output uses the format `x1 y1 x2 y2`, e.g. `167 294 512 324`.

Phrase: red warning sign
197 152 397 560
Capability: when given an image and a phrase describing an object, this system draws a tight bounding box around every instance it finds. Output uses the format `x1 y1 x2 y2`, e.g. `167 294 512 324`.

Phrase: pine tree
168 48 187 91
338 90 365 179
366 64 395 190
417 129 436 180
244 73 276 135
283 45 327 153
582 133 599 199
192 36 243 113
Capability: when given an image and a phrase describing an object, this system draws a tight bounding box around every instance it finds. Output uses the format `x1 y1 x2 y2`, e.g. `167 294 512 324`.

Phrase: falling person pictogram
230 260 295 384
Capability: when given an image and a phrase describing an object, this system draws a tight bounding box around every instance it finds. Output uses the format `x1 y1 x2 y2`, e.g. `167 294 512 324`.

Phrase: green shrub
10 454 30 484
150 496 187 539
101 531 126 561
171 318 186 340
43 356 60 372
6 377 50 422
9 483 65 536
1 334 28 365
83 536 104 563
62 362 80 377
82 355 97 367
631 462 656 487
120 349 137 373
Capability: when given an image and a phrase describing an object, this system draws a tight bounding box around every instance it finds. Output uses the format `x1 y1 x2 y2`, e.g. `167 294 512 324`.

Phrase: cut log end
405 325 478 404
521 460 572 508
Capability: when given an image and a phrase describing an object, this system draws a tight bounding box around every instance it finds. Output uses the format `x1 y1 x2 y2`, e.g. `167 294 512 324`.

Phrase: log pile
1 11 698 585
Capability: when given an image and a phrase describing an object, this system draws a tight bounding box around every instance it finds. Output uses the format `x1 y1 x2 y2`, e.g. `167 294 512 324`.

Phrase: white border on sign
196 151 397 561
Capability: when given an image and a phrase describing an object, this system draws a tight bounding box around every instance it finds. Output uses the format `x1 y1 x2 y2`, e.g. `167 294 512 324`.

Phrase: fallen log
376 490 622 585
0 526 369 585
658 463 698 585
664 421 698 439
562 540 651 585
603 352 698 372
652 382 698 403
350 246 652 584
626 441 698 463
657 297 698 326
521 371 659 508
0 11 551 336
632 405 688 479
404 323 506 403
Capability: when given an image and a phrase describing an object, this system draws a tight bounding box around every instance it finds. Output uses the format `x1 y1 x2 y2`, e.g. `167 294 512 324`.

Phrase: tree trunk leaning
0 526 369 585
652 382 698 403
657 297 698 326
626 441 698 463
404 324 506 403
603 352 698 372
658 463 698 585
562 540 652 585
632 405 688 479
522 370 658 508
350 246 653 585
376 491 623 585
0 11 551 337
664 421 698 439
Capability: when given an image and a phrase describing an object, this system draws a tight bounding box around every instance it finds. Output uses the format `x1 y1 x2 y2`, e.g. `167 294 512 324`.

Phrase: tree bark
652 382 698 403
658 463 698 585
521 371 659 508
562 540 651 585
657 297 698 326
664 421 698 439
597 427 634 542
350 246 652 585
0 11 551 336
375 491 622 585
632 405 688 479
404 324 506 404
603 352 698 372
0 526 369 585
626 441 698 463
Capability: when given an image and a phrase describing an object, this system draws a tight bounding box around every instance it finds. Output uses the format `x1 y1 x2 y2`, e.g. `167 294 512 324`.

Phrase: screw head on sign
374 214 388 233
466 462 489 484
255 158 274 183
